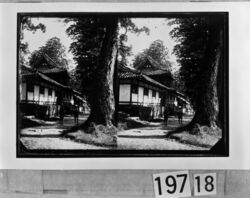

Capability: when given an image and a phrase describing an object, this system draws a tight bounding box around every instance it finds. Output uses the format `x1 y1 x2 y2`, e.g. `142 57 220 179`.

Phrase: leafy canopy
29 37 69 69
133 40 171 71
19 16 46 65
169 17 210 105
65 17 149 92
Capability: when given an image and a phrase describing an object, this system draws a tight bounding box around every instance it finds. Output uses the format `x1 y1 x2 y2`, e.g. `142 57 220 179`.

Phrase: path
20 114 208 151
20 115 109 150
117 116 207 150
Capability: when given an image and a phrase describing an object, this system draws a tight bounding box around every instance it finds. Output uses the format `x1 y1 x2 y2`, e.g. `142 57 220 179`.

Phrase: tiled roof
136 56 171 71
142 75 173 91
177 96 190 104
37 66 66 74
21 65 84 99
74 95 87 103
146 56 171 71
118 65 141 78
119 65 173 91
37 72 68 89
21 65 70 90
142 69 170 76
119 71 142 79
134 56 172 77
31 53 68 74
20 65 36 75
73 89 82 96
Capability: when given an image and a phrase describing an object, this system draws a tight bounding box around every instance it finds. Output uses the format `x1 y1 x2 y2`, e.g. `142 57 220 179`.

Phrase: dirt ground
20 115 108 150
20 114 221 151
116 116 209 150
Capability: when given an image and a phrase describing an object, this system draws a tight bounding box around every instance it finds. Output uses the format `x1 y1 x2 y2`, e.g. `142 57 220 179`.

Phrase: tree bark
189 16 223 130
84 17 119 128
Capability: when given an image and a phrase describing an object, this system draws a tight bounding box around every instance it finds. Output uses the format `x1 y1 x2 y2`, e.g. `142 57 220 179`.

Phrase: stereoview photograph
17 13 228 157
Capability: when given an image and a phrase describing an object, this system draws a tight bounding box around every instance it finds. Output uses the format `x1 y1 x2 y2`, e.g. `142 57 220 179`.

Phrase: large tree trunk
168 16 224 137
188 16 224 134
84 17 119 128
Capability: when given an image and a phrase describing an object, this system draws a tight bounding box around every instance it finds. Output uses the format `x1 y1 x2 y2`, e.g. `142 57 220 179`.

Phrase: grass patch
65 131 116 147
169 130 222 148
64 123 117 147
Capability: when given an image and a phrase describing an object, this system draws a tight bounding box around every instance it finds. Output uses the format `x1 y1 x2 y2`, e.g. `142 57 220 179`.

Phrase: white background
0 2 250 169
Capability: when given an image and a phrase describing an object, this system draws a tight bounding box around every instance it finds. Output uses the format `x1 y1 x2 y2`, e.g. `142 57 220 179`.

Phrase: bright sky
22 17 179 70
126 18 178 67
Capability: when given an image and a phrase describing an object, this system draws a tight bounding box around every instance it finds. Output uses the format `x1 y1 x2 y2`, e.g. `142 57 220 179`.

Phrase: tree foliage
20 16 46 37
169 17 212 106
19 16 46 65
65 17 149 94
118 18 149 67
133 40 171 71
29 37 69 69
169 15 225 130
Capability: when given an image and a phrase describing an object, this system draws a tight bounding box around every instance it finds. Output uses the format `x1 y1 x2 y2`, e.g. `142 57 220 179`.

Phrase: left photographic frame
17 12 229 157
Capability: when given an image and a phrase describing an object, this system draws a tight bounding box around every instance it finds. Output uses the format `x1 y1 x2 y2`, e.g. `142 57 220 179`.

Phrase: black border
16 12 229 158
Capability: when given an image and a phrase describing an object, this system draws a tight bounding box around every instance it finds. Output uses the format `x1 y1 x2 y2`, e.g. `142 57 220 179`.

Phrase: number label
193 173 217 196
153 171 191 198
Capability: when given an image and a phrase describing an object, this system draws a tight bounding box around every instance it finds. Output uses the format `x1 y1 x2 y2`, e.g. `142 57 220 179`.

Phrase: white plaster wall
152 96 156 104
131 93 138 102
148 90 152 104
27 92 34 101
34 85 39 101
138 87 144 103
119 84 130 102
48 95 52 102
156 92 159 103
44 88 49 102
52 90 55 102
39 94 44 103
152 90 157 104
20 83 26 100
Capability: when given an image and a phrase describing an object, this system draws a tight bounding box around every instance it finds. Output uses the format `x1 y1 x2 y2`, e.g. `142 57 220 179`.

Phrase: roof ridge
37 71 67 89
146 55 171 71
43 53 66 70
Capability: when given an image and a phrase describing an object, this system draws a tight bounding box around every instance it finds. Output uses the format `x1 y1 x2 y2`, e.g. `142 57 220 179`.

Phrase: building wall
21 83 57 104
52 90 55 101
119 84 131 102
148 89 152 104
44 88 49 102
144 94 149 104
119 83 162 108
34 85 39 101
156 92 159 103
0 170 250 198
138 86 144 103
39 93 44 103
27 91 34 101
20 83 26 100
131 93 138 102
